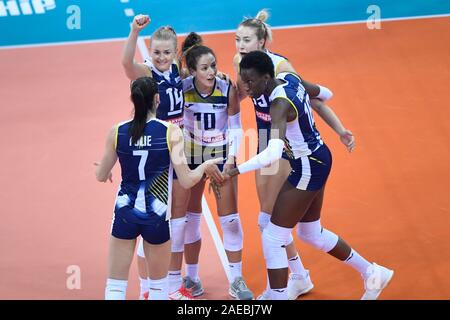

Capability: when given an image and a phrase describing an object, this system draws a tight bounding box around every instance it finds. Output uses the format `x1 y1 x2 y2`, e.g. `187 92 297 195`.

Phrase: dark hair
239 51 274 78
129 77 159 144
181 32 215 71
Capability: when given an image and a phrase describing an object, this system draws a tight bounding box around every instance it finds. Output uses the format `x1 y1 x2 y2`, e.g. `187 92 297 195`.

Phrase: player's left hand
339 129 355 152
93 162 113 183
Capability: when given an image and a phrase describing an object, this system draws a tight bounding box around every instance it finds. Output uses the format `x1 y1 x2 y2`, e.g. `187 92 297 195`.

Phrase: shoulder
182 75 194 91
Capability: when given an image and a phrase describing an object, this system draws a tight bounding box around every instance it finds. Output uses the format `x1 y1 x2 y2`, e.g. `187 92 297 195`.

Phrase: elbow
96 170 107 183
96 174 106 183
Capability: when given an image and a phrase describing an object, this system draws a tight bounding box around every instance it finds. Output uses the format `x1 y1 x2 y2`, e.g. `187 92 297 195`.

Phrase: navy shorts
111 206 170 245
287 144 332 191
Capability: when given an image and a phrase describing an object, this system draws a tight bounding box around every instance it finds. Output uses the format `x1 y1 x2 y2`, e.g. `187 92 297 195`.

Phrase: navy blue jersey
251 50 288 145
269 72 323 159
144 59 184 127
115 118 173 223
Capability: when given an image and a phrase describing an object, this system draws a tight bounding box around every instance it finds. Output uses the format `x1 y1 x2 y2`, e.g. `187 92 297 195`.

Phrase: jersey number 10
194 112 216 130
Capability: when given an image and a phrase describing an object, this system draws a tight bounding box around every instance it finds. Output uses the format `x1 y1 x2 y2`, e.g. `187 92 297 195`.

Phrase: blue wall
1 0 449 47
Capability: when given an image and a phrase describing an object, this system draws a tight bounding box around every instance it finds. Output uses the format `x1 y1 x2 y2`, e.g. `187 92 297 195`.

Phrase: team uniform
182 75 231 171
112 118 173 244
251 50 289 159
269 72 332 191
144 59 184 127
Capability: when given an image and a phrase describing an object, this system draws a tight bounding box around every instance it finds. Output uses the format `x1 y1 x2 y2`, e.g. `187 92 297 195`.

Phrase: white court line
1 13 449 50
201 196 232 283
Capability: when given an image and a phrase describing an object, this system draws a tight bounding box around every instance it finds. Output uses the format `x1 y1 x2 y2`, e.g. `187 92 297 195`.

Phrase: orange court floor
0 17 449 299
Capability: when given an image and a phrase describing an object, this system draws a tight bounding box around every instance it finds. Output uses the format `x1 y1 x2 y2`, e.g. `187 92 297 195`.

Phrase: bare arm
122 15 152 80
228 98 290 177
95 126 118 182
277 60 354 150
233 53 249 102
310 99 355 152
226 83 242 165
169 124 224 188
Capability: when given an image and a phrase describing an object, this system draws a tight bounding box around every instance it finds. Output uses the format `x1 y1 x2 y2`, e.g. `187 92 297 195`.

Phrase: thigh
216 176 238 216
301 186 325 223
255 159 291 214
171 179 191 218
143 239 172 279
107 235 136 279
271 180 320 228
187 179 206 213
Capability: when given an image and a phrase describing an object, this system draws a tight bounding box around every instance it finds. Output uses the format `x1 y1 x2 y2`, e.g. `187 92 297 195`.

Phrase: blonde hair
239 9 273 47
151 25 177 49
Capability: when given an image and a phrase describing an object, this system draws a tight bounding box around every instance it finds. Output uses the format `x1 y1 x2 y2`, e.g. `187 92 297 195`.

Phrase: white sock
270 287 288 300
105 278 127 300
148 277 168 300
288 253 308 278
229 261 242 281
168 270 182 293
344 249 372 278
139 277 149 296
185 264 199 282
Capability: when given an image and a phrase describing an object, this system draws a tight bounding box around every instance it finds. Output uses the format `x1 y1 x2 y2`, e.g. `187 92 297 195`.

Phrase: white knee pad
105 278 127 300
262 222 291 269
137 237 145 258
297 219 339 252
170 216 187 252
257 211 271 233
185 212 202 244
219 213 243 252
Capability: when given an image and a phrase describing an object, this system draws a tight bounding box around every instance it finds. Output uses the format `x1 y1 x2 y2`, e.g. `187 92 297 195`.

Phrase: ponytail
180 32 215 72
129 77 159 144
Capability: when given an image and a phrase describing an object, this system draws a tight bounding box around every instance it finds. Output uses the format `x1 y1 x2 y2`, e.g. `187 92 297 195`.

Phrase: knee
219 213 243 251
184 212 202 244
262 222 292 269
297 220 338 252
170 216 187 252
257 211 271 233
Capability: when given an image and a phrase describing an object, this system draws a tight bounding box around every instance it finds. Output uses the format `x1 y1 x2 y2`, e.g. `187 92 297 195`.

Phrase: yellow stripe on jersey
114 124 119 150
274 96 299 120
309 156 325 165
166 124 172 153
283 137 295 160
274 60 284 75
184 89 224 103
148 170 169 204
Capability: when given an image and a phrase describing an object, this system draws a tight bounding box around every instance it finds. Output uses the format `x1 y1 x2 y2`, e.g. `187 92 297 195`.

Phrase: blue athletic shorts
111 206 170 245
287 144 332 191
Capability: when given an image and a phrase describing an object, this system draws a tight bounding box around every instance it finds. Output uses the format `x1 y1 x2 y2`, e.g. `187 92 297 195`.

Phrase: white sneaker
256 289 271 300
169 287 195 300
287 271 314 300
361 263 394 300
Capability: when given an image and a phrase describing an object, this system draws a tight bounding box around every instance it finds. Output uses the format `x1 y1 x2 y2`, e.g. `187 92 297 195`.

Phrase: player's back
115 118 172 219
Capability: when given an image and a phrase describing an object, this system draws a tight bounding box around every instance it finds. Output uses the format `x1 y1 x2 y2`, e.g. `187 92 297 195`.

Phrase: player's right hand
132 14 150 31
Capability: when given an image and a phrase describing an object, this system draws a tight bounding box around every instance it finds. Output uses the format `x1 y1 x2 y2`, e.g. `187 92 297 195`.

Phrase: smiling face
239 67 269 98
150 39 176 72
235 26 265 57
192 53 217 91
